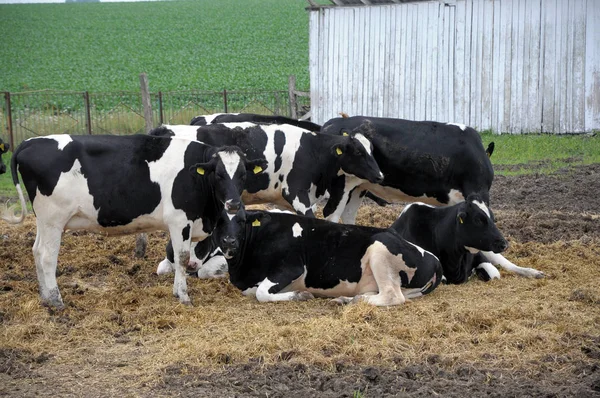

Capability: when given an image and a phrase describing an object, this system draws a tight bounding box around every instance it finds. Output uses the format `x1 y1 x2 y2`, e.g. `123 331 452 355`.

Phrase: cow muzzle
492 239 509 253
220 236 238 258
225 199 241 213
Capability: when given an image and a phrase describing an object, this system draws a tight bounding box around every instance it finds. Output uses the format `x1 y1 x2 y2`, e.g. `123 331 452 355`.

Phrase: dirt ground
1 164 599 397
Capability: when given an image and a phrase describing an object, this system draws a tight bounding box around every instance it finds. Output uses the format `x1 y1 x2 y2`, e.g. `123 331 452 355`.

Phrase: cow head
215 209 271 260
190 146 267 214
0 138 9 174
332 132 383 184
455 194 507 254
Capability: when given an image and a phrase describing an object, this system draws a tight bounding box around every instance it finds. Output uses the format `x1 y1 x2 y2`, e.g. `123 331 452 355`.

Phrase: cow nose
221 236 236 247
375 172 384 184
225 200 241 213
494 239 508 253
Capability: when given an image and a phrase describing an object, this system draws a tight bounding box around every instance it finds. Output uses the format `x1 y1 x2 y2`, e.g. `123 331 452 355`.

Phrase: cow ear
246 158 268 174
0 142 7 153
486 142 495 158
189 158 217 177
457 211 467 225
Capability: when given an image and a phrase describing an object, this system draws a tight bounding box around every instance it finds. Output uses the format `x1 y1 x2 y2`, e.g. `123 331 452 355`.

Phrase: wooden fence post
139 73 153 133
4 92 14 150
83 91 92 135
288 75 297 119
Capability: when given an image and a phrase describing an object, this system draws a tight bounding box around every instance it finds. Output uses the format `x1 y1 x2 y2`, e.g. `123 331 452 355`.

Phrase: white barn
308 0 600 134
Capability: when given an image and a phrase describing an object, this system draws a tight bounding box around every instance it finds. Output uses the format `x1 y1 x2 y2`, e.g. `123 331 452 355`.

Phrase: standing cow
321 116 495 223
190 113 321 132
0 138 9 174
210 209 443 306
0 134 266 308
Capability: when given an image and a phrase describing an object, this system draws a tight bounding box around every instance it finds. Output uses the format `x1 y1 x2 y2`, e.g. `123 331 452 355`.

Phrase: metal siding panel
399 4 409 118
491 0 502 132
391 5 402 118
309 11 320 123
470 0 482 129
510 0 524 134
425 2 435 120
416 2 426 120
454 0 467 124
501 0 513 133
525 0 542 132
481 0 494 131
572 0 586 132
585 0 600 130
540 0 555 133
465 0 474 125
356 7 366 116
333 10 341 119
447 4 455 122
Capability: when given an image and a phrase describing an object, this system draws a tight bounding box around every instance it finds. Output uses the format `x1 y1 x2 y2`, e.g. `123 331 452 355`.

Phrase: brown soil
1 165 599 397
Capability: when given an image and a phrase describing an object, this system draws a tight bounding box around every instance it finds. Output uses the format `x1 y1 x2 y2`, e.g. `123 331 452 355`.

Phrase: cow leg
339 188 365 224
255 269 314 303
481 251 545 279
169 225 193 305
324 181 363 223
473 252 501 281
287 190 315 218
354 244 405 306
33 221 65 309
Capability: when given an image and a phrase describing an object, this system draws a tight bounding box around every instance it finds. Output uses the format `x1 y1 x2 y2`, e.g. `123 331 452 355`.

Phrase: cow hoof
42 299 65 311
293 291 314 301
179 297 193 306
533 270 545 279
329 297 352 306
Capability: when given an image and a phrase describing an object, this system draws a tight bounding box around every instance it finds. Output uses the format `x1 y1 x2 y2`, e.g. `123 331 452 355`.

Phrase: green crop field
0 0 312 93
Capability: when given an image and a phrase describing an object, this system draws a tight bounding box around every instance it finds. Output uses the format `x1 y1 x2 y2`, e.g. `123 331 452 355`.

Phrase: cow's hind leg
354 243 405 306
33 221 65 309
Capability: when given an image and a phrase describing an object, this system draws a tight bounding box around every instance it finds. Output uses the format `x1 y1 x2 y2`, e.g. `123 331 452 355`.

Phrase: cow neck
433 206 473 284
312 135 344 197
226 221 255 274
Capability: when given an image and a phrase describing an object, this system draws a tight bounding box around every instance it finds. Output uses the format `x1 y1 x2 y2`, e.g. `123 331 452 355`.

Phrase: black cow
321 116 495 223
0 138 9 174
0 134 266 308
210 209 442 306
393 195 545 284
190 113 321 132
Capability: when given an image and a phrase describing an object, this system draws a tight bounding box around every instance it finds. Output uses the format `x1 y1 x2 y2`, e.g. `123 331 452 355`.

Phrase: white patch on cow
200 113 239 124
28 134 73 150
226 213 235 220
405 240 439 261
358 183 449 207
477 262 501 280
292 222 302 237
292 197 310 215
197 254 228 279
482 251 545 278
447 122 467 131
400 202 434 216
448 189 465 205
221 122 256 129
242 286 258 296
157 258 174 275
267 209 294 214
465 246 480 254
163 125 201 141
354 133 373 156
472 200 491 218
219 150 241 180
255 278 301 302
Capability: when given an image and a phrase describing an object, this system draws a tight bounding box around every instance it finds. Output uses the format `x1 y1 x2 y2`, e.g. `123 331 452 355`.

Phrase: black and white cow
210 209 442 306
0 134 266 308
393 195 545 284
321 116 495 223
190 113 321 132
0 138 9 174
151 122 383 221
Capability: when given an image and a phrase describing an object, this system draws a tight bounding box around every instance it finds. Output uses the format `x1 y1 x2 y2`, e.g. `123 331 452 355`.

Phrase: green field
0 0 311 92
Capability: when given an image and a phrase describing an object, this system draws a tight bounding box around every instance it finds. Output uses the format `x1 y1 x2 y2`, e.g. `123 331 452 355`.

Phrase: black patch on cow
192 113 322 132
182 225 191 241
149 126 175 137
278 175 284 182
322 175 346 218
274 182 279 189
190 116 207 126
273 130 285 172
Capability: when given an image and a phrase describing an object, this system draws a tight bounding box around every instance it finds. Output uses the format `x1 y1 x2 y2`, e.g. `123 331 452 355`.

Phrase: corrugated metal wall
308 0 600 133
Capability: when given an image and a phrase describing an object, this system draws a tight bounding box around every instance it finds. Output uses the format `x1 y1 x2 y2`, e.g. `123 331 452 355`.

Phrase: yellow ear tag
342 132 349 136
0 143 4 151
459 217 464 224
336 147 343 156
196 167 205 175
253 165 263 174
252 219 261 227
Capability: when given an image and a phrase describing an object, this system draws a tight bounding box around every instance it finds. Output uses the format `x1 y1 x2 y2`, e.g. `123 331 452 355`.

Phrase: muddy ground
1 164 599 397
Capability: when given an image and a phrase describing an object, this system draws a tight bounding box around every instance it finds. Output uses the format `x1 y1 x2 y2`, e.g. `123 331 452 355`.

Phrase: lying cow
393 195 545 283
321 116 495 223
151 122 383 275
190 113 321 132
209 209 442 306
0 134 265 308
0 138 9 174
151 122 383 221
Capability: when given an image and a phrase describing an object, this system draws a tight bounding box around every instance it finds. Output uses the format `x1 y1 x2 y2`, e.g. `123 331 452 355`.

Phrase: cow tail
0 146 27 224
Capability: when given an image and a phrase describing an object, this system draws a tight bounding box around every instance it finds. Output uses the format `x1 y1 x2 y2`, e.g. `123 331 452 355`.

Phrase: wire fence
1 88 311 148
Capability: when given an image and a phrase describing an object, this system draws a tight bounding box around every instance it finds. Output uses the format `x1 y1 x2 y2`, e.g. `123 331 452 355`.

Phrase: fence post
4 92 14 150
223 89 228 113
158 91 164 125
83 91 92 135
288 75 297 119
139 73 153 133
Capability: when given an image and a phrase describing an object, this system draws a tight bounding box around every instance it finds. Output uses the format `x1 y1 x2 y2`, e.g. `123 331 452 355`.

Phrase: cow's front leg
286 190 315 218
482 251 545 279
473 252 501 281
339 187 365 224
254 266 313 303
169 224 193 305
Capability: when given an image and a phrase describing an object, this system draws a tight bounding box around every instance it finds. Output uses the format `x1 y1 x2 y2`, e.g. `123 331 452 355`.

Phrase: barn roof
306 0 432 8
